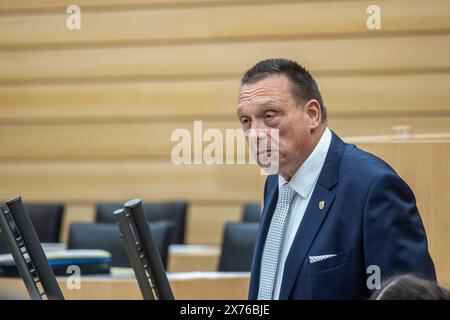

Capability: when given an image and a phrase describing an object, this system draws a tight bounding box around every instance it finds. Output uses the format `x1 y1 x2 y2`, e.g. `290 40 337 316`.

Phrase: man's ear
304 99 322 130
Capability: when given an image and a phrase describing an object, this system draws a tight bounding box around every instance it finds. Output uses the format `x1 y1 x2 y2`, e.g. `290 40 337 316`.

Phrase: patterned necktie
258 183 296 300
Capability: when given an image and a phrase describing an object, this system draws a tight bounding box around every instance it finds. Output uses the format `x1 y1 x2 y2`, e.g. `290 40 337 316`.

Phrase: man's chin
257 158 280 175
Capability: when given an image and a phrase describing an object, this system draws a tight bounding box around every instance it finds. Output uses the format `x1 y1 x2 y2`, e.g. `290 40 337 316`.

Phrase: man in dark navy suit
236 58 436 300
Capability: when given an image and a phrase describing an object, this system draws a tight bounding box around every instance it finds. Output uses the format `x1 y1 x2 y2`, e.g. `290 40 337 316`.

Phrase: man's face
237 74 315 178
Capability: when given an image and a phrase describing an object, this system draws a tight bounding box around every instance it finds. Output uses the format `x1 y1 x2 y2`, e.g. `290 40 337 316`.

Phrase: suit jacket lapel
279 131 346 299
278 185 335 299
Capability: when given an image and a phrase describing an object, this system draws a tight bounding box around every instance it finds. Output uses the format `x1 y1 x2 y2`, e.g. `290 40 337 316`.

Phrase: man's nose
250 119 268 131
249 120 270 144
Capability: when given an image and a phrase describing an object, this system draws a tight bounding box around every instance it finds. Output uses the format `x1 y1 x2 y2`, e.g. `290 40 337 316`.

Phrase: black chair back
242 203 261 223
67 221 174 269
218 222 259 272
0 197 64 300
0 203 64 254
96 201 187 244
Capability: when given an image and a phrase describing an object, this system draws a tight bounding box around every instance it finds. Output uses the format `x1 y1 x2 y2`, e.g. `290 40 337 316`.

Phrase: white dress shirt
271 127 332 299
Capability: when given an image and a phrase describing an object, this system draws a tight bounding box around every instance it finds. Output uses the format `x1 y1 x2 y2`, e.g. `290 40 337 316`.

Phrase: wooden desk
0 269 250 300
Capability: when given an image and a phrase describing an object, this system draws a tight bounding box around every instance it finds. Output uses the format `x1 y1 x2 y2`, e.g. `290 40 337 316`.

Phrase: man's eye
241 117 250 124
265 112 276 120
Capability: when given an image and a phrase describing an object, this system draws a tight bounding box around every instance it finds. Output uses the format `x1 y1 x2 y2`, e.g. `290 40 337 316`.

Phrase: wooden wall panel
0 1 449 46
329 116 450 137
1 74 449 121
0 120 244 159
0 161 261 203
1 118 449 160
187 204 242 244
1 35 450 81
0 0 263 11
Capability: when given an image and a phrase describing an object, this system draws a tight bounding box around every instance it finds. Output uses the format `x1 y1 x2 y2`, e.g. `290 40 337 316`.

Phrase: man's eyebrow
236 99 281 117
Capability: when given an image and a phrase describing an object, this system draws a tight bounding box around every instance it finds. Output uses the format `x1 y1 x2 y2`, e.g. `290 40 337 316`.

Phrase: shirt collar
278 127 332 198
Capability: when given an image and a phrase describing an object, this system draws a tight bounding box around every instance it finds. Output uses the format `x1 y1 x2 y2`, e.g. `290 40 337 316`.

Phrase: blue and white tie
257 183 296 300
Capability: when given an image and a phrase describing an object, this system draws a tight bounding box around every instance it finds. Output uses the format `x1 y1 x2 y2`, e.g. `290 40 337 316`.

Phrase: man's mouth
257 149 278 156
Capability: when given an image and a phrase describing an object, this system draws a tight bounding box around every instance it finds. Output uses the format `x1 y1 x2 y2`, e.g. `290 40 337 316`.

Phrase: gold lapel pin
319 201 325 210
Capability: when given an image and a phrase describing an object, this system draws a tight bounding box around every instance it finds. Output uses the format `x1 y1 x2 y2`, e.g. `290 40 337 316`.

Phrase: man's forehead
237 98 279 112
238 74 289 104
